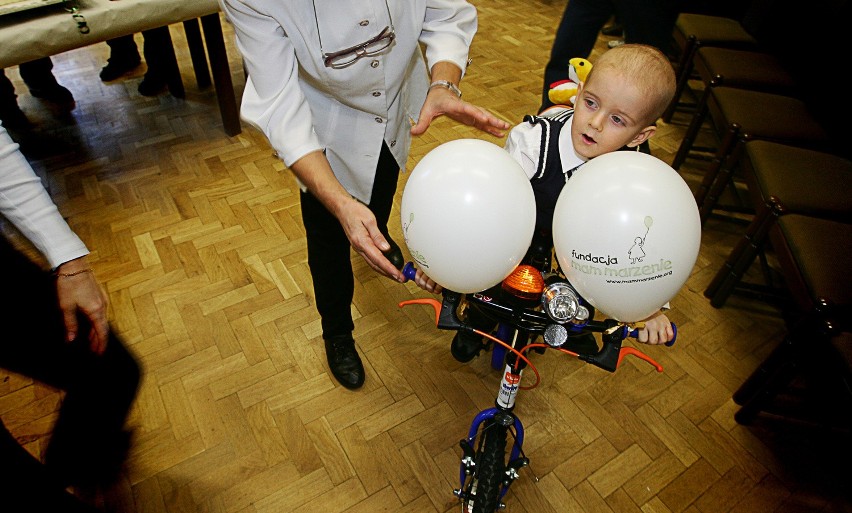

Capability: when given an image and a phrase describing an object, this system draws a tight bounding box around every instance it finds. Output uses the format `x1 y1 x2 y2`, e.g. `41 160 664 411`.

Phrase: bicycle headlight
541 282 589 323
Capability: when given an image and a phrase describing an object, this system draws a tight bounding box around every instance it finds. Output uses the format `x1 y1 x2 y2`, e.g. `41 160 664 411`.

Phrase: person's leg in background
540 0 615 112
137 28 173 97
617 0 681 54
0 69 29 129
18 57 74 110
100 34 142 81
0 237 141 500
300 143 400 390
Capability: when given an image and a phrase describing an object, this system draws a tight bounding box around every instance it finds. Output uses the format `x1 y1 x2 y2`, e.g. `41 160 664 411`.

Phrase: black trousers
300 142 400 339
0 57 58 105
540 0 681 111
0 237 141 510
106 30 169 80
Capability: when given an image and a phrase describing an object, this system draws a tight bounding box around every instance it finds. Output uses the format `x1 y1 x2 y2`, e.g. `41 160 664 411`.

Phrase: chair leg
672 86 711 171
695 124 739 221
705 201 778 307
699 153 739 225
663 36 697 123
734 353 799 424
733 333 795 406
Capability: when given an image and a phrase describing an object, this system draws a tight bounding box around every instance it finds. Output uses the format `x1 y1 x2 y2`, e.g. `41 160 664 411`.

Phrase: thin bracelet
54 268 94 278
429 80 462 98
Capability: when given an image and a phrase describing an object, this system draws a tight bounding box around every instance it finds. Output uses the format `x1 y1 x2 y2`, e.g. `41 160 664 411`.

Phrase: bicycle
396 245 675 513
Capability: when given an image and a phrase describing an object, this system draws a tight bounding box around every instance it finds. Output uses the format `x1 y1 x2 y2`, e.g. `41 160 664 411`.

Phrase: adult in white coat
220 0 509 389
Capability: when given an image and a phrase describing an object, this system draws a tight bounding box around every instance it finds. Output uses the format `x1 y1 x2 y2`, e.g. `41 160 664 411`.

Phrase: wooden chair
663 46 798 128
732 215 852 426
703 141 852 308
665 12 759 123
673 87 832 225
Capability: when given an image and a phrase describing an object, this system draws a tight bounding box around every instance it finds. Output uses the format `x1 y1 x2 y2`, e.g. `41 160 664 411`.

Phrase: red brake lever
399 298 442 326
617 346 663 372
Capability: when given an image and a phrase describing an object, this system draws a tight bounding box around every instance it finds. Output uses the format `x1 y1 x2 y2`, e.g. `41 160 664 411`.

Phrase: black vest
523 109 650 235
524 109 577 235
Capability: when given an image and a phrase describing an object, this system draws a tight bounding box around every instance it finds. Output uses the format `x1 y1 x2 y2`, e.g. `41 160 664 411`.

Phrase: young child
411 44 678 360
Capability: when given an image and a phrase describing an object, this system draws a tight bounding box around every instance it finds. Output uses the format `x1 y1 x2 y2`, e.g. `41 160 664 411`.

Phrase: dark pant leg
0 237 141 488
0 69 17 105
617 0 680 52
0 421 101 513
106 34 139 59
18 57 58 91
541 0 615 111
141 28 170 81
301 143 401 339
368 143 402 240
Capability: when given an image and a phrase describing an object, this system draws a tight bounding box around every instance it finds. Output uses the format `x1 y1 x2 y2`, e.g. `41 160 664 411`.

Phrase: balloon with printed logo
400 139 536 293
552 151 701 322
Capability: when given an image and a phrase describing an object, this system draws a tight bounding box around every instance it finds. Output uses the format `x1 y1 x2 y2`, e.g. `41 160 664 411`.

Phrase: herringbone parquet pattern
2 1 851 512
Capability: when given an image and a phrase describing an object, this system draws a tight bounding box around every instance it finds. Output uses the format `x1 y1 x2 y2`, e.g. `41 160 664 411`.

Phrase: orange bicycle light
501 265 545 300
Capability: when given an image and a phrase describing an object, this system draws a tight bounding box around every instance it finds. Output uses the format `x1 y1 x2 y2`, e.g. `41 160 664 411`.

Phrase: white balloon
401 139 536 293
553 152 701 322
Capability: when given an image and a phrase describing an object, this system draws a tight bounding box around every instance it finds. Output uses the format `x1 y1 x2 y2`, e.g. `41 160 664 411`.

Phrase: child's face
570 66 656 160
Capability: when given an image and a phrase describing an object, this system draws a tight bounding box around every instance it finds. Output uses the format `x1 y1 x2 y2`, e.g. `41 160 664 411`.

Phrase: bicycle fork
455 358 530 504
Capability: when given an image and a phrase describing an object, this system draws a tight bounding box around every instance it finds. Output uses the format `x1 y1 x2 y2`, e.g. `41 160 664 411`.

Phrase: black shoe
28 83 74 110
137 75 167 97
100 55 142 81
451 330 484 363
324 334 365 389
0 102 30 129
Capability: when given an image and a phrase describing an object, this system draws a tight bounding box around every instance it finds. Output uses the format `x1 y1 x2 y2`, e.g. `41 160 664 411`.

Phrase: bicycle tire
468 421 506 513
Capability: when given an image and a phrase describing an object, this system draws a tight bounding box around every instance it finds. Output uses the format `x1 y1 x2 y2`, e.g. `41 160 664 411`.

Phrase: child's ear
626 125 656 148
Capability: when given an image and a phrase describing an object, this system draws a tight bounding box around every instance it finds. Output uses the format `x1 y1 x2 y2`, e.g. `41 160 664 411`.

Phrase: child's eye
611 115 625 126
583 98 597 109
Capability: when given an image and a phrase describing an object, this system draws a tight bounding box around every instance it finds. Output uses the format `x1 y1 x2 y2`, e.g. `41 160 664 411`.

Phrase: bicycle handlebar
399 288 674 374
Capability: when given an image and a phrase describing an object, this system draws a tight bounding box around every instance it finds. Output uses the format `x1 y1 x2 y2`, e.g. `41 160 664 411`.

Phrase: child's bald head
585 44 676 126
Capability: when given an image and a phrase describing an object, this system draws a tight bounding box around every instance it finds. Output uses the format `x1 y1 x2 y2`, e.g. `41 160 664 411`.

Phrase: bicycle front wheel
465 420 507 513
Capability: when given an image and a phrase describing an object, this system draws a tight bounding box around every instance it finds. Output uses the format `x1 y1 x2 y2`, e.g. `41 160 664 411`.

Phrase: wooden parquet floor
2 1 851 512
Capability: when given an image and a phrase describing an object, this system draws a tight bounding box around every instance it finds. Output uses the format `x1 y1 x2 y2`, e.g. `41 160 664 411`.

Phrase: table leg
200 13 240 136
183 19 211 90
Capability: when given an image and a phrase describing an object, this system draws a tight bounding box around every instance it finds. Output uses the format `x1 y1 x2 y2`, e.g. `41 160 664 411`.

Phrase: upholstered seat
674 87 832 225
733 215 852 426
704 141 852 308
667 13 759 124
663 46 798 124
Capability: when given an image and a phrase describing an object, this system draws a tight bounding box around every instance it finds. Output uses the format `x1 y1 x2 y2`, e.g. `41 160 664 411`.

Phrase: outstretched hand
411 88 510 137
54 256 110 355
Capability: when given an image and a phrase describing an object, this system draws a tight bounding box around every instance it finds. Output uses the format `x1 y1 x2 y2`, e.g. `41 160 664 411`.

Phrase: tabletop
0 0 221 68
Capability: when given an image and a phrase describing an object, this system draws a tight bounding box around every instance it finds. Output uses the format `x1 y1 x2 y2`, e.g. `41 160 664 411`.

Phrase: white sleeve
420 0 477 76
503 121 543 180
219 0 320 167
0 124 88 268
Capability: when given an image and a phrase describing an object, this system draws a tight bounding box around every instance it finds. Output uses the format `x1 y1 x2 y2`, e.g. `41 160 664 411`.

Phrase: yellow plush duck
547 57 592 107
